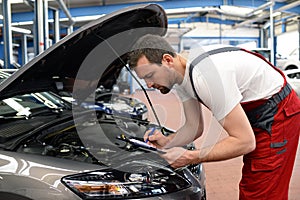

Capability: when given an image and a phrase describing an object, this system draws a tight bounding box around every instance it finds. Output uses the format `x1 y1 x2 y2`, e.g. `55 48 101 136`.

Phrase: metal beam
21 34 28 65
234 1 300 28
56 0 75 29
52 8 60 43
34 0 44 55
246 1 273 17
275 0 300 12
43 0 50 49
270 0 275 65
2 1 13 69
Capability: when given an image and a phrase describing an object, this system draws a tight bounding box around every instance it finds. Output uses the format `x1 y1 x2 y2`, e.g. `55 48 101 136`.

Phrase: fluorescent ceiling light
220 5 253 15
273 11 282 17
165 7 218 15
0 14 105 26
11 26 31 34
253 10 263 15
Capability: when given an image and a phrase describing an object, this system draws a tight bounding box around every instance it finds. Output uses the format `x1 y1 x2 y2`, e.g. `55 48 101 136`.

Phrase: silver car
284 69 300 96
0 4 206 200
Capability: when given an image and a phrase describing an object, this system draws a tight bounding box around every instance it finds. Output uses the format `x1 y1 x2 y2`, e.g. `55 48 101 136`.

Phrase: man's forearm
165 125 203 148
191 135 255 163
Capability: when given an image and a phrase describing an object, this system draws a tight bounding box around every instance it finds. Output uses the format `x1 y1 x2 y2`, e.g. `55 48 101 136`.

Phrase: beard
158 86 171 94
151 83 171 94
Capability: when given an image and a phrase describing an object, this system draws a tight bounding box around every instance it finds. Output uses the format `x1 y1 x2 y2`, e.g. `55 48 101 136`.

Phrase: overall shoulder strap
189 46 241 105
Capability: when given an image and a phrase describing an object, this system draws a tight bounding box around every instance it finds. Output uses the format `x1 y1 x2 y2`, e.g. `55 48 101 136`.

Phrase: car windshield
0 71 10 83
0 92 69 118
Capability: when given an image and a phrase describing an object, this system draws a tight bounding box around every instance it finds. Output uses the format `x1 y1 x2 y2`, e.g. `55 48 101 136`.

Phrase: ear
162 54 174 65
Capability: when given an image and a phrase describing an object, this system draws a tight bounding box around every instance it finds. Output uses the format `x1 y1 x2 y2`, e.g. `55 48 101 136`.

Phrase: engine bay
14 110 163 167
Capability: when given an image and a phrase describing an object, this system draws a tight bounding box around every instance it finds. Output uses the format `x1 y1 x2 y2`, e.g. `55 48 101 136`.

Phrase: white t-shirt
175 45 284 121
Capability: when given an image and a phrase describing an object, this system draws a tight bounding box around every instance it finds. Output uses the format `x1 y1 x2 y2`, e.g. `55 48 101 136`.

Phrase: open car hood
0 4 167 100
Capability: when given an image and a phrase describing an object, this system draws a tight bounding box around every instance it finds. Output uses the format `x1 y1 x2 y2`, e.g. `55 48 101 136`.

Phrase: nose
146 81 154 88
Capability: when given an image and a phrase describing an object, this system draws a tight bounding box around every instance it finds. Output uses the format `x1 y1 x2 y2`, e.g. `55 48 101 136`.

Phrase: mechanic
128 34 300 200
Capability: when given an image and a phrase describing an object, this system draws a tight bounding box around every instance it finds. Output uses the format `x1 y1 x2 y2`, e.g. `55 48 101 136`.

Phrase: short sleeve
192 56 243 120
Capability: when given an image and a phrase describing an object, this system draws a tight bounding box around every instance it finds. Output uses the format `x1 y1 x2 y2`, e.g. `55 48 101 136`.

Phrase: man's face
133 55 172 94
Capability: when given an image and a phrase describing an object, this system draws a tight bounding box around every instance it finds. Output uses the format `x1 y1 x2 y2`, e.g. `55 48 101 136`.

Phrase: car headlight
61 167 191 199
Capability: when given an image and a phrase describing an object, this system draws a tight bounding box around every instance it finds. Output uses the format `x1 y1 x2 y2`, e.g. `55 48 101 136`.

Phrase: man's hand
143 129 171 149
160 147 199 169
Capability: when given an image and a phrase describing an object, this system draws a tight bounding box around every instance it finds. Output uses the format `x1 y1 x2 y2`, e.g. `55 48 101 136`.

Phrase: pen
145 128 155 143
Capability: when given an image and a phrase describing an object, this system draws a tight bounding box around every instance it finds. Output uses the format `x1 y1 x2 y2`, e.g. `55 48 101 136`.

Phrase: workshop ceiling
0 0 299 31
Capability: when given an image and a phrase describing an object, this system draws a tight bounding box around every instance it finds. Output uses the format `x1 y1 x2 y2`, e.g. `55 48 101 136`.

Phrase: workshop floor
131 90 300 200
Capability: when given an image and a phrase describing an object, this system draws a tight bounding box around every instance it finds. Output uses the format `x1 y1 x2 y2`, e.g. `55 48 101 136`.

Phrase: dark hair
128 34 176 68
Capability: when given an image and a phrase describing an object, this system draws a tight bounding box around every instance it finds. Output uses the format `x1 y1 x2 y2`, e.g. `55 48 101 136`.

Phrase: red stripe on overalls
239 49 300 200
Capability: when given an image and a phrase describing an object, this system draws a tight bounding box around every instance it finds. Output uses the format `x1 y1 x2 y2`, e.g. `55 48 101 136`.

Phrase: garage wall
179 23 259 50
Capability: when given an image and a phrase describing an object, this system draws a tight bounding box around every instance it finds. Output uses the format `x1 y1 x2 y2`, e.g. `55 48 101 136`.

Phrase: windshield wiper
0 115 29 120
3 98 31 118
31 93 63 114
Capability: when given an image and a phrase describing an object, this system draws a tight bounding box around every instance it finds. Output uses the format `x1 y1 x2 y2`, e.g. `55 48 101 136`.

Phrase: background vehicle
250 48 300 70
249 48 272 62
0 4 206 200
276 47 300 70
284 69 300 96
